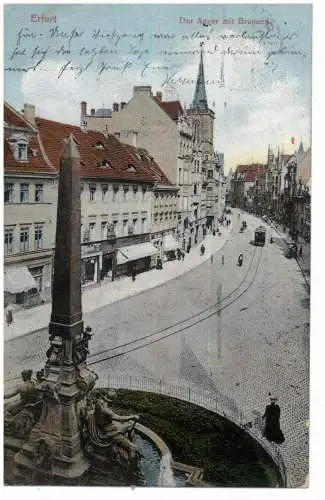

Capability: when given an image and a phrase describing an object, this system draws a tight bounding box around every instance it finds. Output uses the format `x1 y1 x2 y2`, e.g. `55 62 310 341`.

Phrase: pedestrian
238 254 243 267
262 397 285 444
5 306 13 326
221 255 224 265
156 256 163 270
210 254 214 264
181 250 185 261
299 245 303 258
131 264 136 282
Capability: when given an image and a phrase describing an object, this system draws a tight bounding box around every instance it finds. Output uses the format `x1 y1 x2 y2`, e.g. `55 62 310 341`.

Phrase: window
113 220 119 236
18 143 28 160
34 224 43 249
102 184 108 200
123 219 128 236
207 170 213 179
20 183 29 202
4 228 14 254
89 184 96 202
89 222 96 241
178 168 182 185
29 266 43 292
129 219 138 234
141 218 146 233
194 184 197 195
20 226 29 252
113 184 119 202
101 221 107 240
133 185 138 199
123 184 129 200
5 183 14 203
35 184 43 202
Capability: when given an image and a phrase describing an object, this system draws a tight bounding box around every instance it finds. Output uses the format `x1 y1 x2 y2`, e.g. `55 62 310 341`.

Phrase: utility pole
217 282 222 360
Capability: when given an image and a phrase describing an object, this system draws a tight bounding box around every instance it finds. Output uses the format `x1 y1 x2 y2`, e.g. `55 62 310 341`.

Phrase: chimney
80 101 87 118
156 91 162 102
132 132 138 147
133 86 152 96
90 109 95 116
23 103 36 126
113 102 119 112
120 102 126 110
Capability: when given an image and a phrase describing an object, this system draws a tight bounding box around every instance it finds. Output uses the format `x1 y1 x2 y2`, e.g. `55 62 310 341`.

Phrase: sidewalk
4 221 235 343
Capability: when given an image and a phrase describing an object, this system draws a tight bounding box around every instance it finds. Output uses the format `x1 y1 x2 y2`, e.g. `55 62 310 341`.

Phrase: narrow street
4 212 309 486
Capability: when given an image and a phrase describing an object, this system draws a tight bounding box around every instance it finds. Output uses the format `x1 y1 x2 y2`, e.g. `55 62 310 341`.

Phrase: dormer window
94 141 105 149
8 134 29 162
100 160 113 169
126 164 136 172
133 152 142 161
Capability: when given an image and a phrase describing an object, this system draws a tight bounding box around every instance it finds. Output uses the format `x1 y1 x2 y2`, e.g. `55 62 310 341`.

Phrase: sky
3 2 312 172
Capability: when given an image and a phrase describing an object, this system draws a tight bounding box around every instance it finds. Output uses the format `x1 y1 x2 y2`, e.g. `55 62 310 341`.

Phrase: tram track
88 245 263 366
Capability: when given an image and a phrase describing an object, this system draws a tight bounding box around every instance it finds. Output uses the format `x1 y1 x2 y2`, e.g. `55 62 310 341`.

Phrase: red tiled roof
4 103 56 175
154 97 183 121
236 164 265 183
4 102 36 131
35 117 173 185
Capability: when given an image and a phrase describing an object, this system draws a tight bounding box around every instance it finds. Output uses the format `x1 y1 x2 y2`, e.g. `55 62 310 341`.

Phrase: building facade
4 103 57 307
80 47 223 248
4 102 178 310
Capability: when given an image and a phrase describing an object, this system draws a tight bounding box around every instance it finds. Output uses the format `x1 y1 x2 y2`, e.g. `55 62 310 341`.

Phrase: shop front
100 238 116 281
4 265 38 308
163 234 179 261
81 244 101 286
116 242 158 278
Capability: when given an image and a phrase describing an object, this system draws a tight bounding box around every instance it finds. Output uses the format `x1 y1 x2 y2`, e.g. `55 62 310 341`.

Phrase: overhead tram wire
86 214 247 361
88 247 264 367
5 213 260 384
4 245 264 386
87 245 259 363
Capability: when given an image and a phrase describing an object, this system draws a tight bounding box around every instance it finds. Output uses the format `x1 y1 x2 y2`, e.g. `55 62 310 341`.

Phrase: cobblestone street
4 212 310 487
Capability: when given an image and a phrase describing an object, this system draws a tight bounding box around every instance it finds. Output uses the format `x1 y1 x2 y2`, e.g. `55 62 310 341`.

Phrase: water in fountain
158 453 176 487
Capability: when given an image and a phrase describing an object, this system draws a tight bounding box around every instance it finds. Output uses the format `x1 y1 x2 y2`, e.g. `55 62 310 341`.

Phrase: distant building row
230 142 311 240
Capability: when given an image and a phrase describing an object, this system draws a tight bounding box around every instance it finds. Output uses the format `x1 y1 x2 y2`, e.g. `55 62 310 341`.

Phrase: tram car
254 226 266 246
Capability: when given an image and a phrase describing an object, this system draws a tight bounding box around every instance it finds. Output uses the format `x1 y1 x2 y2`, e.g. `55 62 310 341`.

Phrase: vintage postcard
3 1 312 491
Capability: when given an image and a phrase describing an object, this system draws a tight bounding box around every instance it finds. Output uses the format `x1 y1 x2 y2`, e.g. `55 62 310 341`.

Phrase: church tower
187 44 217 229
188 44 215 155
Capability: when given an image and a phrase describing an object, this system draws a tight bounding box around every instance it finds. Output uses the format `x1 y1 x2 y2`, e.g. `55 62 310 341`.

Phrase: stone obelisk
14 135 96 482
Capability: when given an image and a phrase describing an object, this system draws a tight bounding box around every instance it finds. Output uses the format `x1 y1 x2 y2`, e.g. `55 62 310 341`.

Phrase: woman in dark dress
262 398 285 444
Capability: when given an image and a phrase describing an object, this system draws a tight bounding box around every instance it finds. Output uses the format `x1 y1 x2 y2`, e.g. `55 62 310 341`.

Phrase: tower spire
192 43 208 109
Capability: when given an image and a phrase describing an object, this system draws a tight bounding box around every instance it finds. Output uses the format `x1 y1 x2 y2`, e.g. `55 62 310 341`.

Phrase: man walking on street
299 245 303 258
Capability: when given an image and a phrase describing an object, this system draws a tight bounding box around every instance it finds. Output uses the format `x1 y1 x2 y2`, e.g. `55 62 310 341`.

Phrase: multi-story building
34 111 176 283
80 47 220 248
4 103 57 307
80 88 191 245
232 164 265 211
4 102 177 309
280 143 311 239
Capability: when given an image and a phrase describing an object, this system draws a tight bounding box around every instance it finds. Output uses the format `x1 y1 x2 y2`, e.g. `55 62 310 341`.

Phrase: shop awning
117 242 158 265
163 234 179 251
4 266 37 294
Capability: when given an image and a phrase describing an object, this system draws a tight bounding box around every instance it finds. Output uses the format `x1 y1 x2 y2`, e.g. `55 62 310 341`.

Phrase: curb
4 224 235 344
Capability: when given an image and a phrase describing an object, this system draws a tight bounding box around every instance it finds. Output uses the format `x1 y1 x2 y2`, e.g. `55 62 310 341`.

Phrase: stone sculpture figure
80 397 140 476
4 369 43 439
